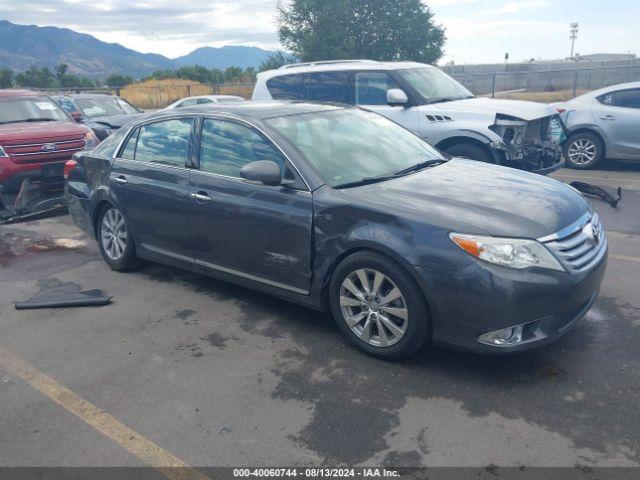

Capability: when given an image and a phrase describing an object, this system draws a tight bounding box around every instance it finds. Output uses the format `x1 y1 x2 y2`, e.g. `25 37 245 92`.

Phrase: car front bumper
415 245 608 354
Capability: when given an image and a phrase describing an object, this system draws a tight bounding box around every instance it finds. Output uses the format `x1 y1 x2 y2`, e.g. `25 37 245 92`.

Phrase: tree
55 63 69 80
15 66 55 88
0 68 13 88
105 73 134 87
277 0 445 64
259 52 292 72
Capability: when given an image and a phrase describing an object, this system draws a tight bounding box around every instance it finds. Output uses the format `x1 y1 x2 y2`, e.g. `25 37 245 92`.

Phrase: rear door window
308 72 349 103
121 118 194 167
266 74 304 100
355 72 401 105
599 89 640 109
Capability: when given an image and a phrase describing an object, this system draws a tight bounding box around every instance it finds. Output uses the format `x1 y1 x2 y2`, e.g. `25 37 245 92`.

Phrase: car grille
540 213 607 273
4 137 86 164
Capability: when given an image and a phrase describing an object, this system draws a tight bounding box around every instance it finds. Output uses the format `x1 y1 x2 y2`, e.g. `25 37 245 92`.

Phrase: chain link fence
451 64 640 101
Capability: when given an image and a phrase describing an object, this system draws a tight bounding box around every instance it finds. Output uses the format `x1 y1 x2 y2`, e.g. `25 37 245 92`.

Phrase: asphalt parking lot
1 163 639 469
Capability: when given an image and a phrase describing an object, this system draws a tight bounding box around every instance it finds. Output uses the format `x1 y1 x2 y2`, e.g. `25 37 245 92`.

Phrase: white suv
253 60 565 174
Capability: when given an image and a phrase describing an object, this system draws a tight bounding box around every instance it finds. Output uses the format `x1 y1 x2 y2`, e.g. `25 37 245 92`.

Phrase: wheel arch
435 136 495 161
319 246 434 323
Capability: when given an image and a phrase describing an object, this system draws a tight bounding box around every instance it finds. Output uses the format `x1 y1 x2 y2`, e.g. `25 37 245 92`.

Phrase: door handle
112 175 128 185
190 192 212 202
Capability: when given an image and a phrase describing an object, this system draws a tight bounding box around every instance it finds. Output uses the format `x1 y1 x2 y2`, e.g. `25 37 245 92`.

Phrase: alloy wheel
568 138 597 165
101 208 128 261
339 269 408 347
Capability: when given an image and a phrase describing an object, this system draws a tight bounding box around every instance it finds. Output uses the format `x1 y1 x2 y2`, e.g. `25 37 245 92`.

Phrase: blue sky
0 0 638 64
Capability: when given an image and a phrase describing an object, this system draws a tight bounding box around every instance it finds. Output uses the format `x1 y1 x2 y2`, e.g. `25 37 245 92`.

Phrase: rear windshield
0 97 70 124
75 97 132 118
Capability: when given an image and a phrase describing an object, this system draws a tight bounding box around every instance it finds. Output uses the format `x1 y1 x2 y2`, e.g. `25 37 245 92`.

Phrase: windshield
75 97 131 118
267 109 444 188
397 68 473 104
0 97 70 124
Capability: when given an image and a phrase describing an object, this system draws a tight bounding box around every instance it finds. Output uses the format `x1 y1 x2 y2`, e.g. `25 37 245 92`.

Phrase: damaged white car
253 60 565 174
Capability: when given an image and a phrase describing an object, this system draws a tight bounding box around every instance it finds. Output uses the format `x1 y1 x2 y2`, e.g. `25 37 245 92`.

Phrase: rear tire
564 132 604 170
443 143 493 163
97 205 139 271
329 252 430 360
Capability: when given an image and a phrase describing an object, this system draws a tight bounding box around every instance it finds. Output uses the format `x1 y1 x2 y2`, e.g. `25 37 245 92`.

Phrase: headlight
450 233 564 271
83 131 100 150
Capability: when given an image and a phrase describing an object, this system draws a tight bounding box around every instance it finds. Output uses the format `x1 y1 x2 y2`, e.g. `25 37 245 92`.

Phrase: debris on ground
15 289 112 310
570 182 622 208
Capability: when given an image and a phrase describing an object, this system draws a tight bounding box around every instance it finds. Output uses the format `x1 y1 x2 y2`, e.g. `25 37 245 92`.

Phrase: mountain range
0 20 281 77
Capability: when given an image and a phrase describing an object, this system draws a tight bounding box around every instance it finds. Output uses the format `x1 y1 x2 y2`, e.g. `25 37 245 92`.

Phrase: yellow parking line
0 347 208 480
610 254 640 264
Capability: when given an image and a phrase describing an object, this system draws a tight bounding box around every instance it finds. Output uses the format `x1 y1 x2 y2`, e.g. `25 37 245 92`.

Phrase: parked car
65 102 606 359
552 82 640 169
253 60 566 175
0 89 98 200
53 93 143 140
164 95 245 110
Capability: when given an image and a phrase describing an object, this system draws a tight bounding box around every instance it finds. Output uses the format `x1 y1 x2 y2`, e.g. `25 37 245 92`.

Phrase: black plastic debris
15 289 112 310
570 182 622 208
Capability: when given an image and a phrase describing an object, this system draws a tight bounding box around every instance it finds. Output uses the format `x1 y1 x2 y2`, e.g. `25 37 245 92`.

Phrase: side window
120 128 139 160
199 119 286 178
180 98 199 107
266 74 303 100
613 89 640 109
308 71 349 103
599 89 640 109
197 98 214 105
355 72 401 105
134 118 194 167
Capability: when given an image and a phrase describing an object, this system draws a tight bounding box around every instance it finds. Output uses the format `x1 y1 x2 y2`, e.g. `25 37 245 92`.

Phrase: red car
0 89 99 200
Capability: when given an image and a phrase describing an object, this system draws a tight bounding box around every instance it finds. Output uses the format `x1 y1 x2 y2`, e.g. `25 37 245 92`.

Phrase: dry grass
120 79 216 109
493 89 589 103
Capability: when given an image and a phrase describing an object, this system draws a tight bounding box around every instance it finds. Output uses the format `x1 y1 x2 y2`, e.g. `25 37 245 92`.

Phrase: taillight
63 159 77 180
556 108 566 114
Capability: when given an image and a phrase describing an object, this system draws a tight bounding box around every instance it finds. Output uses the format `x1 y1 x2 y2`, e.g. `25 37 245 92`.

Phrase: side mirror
240 160 283 186
387 89 409 107
70 111 84 122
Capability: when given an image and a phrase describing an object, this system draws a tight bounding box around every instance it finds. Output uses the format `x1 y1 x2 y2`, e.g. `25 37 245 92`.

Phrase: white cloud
495 0 551 14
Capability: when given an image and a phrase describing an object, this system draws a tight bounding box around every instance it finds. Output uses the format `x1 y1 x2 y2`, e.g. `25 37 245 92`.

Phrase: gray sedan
64 102 606 359
553 81 640 169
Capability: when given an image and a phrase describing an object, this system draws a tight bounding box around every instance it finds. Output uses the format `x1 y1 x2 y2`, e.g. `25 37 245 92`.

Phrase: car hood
0 120 89 144
342 159 590 239
88 113 143 129
426 97 558 121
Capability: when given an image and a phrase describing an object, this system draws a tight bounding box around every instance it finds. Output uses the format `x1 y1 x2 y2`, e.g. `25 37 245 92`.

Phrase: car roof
147 101 346 122
257 60 432 81
0 89 47 98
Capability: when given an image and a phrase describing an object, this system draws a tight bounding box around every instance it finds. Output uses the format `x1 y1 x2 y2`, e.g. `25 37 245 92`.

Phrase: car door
592 88 640 158
110 116 196 259
353 71 421 137
188 116 313 294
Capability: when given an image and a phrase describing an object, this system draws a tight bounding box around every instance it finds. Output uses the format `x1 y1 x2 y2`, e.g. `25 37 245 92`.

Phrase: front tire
329 252 430 360
97 205 139 271
564 132 604 169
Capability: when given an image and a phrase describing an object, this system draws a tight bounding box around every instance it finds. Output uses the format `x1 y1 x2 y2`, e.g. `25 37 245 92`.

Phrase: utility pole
570 23 579 59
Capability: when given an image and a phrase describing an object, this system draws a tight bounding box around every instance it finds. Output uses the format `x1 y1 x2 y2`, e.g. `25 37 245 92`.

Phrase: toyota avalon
64 102 607 359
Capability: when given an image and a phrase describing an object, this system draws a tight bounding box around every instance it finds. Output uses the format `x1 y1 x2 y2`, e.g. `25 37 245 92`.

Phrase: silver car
553 82 640 169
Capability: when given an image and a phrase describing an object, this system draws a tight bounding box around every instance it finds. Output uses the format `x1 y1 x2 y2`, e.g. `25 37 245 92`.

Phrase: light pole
570 23 579 59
